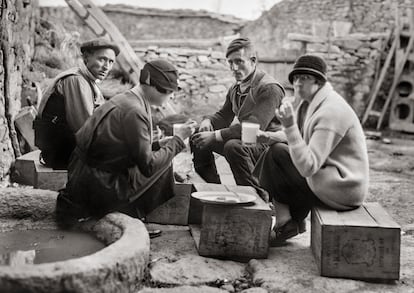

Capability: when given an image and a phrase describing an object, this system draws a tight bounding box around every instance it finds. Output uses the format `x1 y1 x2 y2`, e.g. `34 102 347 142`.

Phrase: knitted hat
226 37 252 57
139 59 179 92
80 37 120 56
288 55 327 84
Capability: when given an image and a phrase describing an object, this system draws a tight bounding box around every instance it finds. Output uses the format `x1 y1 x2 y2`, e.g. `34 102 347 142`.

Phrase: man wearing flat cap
57 59 197 237
34 37 119 169
191 37 285 201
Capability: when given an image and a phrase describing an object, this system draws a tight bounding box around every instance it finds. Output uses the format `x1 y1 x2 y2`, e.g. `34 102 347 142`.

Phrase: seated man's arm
206 90 235 130
124 109 185 177
61 76 95 132
219 84 284 141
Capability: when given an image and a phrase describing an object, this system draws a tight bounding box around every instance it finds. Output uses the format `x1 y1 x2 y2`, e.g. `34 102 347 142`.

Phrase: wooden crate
191 183 272 261
14 106 37 151
13 150 40 186
34 161 67 191
146 183 193 225
311 202 400 280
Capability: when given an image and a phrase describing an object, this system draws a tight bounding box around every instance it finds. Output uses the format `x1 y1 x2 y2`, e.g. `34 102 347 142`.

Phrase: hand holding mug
198 119 213 132
174 121 197 141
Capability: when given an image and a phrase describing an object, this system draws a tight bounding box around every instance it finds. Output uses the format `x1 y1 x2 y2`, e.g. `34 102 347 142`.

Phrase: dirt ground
140 132 414 293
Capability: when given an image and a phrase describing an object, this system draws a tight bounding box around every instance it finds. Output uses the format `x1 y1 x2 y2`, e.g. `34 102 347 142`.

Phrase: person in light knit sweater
254 54 369 244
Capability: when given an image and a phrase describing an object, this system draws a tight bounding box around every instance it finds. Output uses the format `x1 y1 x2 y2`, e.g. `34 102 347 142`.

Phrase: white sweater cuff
215 130 223 141
284 124 303 146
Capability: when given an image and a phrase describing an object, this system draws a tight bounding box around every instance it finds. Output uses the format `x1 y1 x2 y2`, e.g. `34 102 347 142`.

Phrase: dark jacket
65 87 185 217
208 69 285 141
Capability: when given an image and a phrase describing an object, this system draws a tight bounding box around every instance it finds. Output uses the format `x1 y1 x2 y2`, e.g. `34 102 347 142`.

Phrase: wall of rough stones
241 0 409 58
39 6 245 43
290 33 389 117
134 46 234 122
0 0 38 180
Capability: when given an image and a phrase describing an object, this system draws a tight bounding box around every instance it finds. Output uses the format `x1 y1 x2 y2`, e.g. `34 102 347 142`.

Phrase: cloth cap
226 37 252 57
80 38 120 56
140 59 179 92
288 55 327 84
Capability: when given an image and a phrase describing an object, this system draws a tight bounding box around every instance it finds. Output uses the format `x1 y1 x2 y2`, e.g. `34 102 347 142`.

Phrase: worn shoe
270 219 306 246
149 229 162 239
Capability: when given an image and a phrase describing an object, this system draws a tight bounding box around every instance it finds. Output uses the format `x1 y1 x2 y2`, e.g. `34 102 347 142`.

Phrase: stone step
13 150 67 191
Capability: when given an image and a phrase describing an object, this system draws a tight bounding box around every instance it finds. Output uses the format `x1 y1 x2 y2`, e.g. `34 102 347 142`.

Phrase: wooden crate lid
314 202 400 229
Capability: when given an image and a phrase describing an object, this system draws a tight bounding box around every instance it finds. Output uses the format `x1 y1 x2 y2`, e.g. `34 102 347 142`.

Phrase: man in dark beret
34 37 120 169
57 59 197 238
191 37 285 201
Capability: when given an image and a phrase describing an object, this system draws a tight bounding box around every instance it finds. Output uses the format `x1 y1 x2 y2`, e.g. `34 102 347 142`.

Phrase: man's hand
198 119 213 132
275 101 296 128
256 130 270 144
158 136 173 147
174 121 198 141
257 130 287 144
191 131 215 149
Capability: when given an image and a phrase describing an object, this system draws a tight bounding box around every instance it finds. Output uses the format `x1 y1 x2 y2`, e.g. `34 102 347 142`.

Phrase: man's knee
269 142 290 162
222 139 244 159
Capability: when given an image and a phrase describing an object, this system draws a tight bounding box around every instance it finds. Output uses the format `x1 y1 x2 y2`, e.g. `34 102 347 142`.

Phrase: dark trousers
57 153 174 226
256 143 320 222
191 138 268 192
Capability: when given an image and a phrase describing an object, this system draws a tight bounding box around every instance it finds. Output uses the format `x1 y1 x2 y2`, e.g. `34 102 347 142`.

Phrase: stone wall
290 33 389 117
0 0 38 180
39 5 245 43
134 47 234 122
241 0 409 58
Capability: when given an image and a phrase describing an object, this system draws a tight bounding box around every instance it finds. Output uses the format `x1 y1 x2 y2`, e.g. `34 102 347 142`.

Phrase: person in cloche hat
254 54 369 245
57 59 197 238
34 37 120 169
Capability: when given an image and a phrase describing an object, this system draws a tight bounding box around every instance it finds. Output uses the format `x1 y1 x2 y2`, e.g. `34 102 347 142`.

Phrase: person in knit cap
56 59 197 238
34 37 120 169
254 54 369 244
191 37 285 201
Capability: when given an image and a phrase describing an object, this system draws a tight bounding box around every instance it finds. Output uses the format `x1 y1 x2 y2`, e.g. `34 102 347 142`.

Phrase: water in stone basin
0 229 106 265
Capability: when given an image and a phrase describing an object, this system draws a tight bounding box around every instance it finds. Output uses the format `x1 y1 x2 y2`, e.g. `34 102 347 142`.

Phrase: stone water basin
0 188 150 293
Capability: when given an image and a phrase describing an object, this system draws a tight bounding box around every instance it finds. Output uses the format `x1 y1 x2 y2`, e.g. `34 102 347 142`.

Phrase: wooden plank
189 224 201 250
377 7 414 129
310 209 323 269
338 206 378 227
364 202 401 228
199 204 271 261
311 203 400 280
362 30 398 125
188 183 226 225
314 205 342 226
12 150 40 187
14 106 37 151
193 183 227 192
34 161 67 191
193 183 272 261
146 183 192 225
